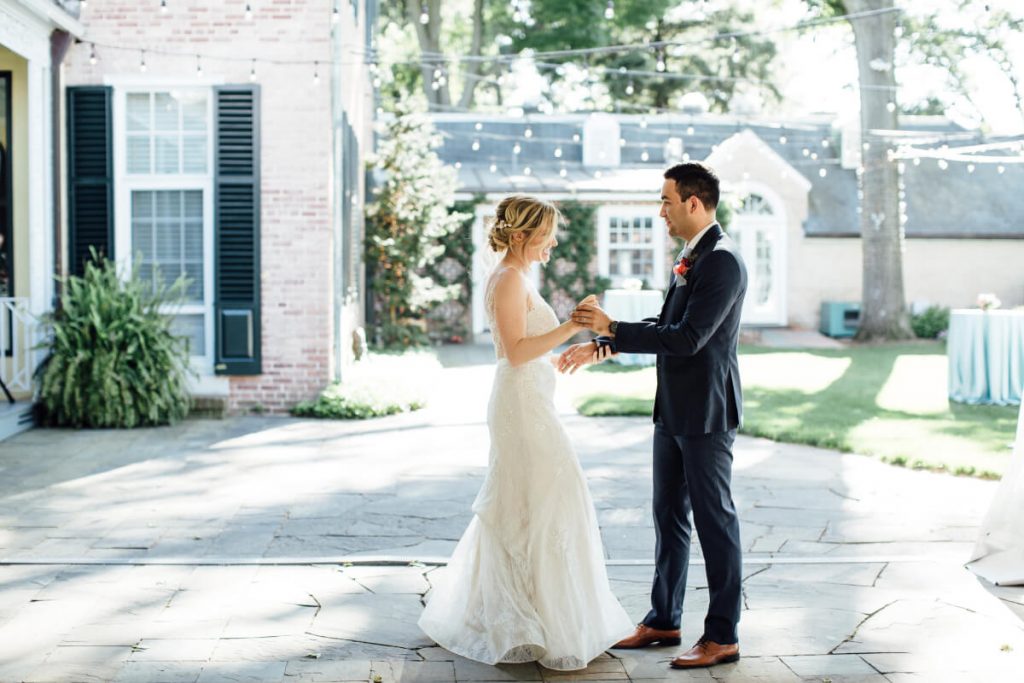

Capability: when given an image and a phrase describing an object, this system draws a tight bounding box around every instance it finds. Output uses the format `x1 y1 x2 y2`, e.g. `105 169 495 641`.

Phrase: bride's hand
569 295 599 331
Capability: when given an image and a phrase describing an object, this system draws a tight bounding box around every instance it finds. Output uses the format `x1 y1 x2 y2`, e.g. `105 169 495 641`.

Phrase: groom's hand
572 303 613 336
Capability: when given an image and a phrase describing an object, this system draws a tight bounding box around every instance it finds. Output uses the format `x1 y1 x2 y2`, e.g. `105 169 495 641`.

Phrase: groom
563 162 747 669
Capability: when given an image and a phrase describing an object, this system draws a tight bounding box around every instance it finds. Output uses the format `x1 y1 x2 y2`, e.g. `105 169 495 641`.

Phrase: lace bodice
483 268 560 361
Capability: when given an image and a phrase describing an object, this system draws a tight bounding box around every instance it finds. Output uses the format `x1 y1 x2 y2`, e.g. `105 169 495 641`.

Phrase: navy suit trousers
642 423 742 644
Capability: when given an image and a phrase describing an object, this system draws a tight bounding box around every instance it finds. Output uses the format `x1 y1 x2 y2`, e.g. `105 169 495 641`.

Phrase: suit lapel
659 223 724 321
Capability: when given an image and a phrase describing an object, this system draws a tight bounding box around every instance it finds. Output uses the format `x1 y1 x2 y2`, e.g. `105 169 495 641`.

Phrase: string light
625 80 635 95
655 48 666 73
559 164 568 178
524 126 533 138
332 3 339 23
554 146 562 158
524 166 532 175
89 43 97 65
938 159 948 170
998 165 1006 174
778 134 787 144
967 163 975 173
475 122 483 131
513 143 521 154
160 0 168 13
819 168 827 177
245 2 253 20
686 125 694 135
886 101 896 113
641 147 650 162
419 3 429 25
471 139 480 151
604 0 615 20
489 162 497 173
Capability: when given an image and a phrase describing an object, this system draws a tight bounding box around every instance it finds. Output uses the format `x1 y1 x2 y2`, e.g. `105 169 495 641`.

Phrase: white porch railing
1 297 35 394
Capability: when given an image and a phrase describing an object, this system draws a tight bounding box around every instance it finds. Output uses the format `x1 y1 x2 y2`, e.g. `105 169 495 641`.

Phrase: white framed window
596 204 667 289
113 87 215 371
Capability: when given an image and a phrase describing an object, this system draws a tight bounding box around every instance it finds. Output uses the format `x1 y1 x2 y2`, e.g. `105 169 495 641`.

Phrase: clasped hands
555 295 617 374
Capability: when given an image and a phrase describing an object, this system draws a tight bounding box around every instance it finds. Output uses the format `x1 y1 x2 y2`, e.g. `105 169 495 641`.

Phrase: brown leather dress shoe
669 637 740 668
612 624 681 649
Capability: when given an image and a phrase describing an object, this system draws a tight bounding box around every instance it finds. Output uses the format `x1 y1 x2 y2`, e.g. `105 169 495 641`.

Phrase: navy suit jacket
607 224 747 436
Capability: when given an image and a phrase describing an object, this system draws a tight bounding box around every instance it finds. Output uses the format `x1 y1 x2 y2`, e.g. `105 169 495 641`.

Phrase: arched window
737 193 774 216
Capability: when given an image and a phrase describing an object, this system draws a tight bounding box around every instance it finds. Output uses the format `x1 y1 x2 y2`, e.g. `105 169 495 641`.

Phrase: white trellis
0 297 35 393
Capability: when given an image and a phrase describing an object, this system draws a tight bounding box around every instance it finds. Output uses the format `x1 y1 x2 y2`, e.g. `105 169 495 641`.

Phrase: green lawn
567 342 1018 478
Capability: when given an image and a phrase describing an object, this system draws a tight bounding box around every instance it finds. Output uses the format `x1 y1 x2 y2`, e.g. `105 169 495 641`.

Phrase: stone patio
1 357 1022 682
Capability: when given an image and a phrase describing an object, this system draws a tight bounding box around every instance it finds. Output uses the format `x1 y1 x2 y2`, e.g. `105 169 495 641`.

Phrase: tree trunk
406 0 452 107
847 0 913 340
457 0 484 109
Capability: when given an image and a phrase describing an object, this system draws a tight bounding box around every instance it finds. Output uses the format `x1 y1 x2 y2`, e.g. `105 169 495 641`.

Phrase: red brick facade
63 0 370 414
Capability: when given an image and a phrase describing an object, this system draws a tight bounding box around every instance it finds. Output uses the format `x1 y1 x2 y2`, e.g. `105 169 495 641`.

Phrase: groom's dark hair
665 162 719 210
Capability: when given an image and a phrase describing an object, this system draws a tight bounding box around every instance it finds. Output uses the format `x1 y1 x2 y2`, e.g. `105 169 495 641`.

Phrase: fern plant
35 251 194 428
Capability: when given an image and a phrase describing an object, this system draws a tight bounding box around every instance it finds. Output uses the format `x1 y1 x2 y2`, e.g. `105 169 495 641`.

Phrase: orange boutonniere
673 255 695 281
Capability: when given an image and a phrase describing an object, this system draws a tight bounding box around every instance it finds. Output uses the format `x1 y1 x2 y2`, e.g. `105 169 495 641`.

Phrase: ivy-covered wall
541 200 611 321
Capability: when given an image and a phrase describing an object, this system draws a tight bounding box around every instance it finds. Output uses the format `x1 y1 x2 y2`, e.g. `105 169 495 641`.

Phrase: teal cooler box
819 301 860 338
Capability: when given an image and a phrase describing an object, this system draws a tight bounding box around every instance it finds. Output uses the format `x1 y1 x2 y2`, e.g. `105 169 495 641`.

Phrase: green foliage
910 305 950 339
424 197 480 342
540 200 611 318
364 103 471 349
34 250 193 428
290 350 439 420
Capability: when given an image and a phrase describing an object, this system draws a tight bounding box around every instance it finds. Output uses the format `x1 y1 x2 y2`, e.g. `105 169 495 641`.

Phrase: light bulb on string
619 138 626 147
778 134 787 144
513 143 521 155
419 3 429 24
686 125 694 135
802 148 810 157
332 4 339 23
886 101 896 113
139 50 147 73
640 116 647 129
821 139 830 148
967 163 975 173
454 161 462 169
524 166 532 176
559 164 567 178
604 0 615 20
594 170 603 179
489 163 497 173
912 157 921 166
641 147 650 162
819 168 827 178
862 142 870 151
998 165 1006 174
471 139 480 151
938 159 948 170
524 127 533 138
160 0 168 13
625 80 635 96
89 43 97 66
811 152 818 160
572 133 581 143
554 146 562 158
245 2 253 20
655 48 666 72
475 122 483 131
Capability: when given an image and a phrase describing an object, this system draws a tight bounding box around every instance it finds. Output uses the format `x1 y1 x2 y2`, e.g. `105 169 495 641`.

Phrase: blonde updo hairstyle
487 194 561 256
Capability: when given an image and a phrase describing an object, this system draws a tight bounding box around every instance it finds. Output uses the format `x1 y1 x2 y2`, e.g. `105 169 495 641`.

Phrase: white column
26 56 52 369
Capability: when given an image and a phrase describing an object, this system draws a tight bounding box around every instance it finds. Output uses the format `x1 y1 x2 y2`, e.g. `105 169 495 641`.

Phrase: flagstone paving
1 356 1023 681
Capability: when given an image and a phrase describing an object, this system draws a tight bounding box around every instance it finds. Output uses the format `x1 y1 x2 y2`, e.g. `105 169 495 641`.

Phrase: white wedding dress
418 270 633 670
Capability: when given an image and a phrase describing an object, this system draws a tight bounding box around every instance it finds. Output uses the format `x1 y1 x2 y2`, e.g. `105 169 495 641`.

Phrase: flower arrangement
977 293 1002 311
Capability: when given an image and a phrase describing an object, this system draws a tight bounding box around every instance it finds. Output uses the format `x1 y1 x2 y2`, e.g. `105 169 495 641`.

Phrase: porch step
0 401 35 443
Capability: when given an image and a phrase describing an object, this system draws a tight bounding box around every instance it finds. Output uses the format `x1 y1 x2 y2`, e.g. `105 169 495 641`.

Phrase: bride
418 194 634 670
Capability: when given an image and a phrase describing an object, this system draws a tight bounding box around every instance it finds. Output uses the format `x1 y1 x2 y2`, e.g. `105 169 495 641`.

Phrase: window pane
154 93 179 131
182 135 207 173
126 135 151 174
170 313 205 357
181 94 207 132
132 190 204 304
126 93 150 132
155 135 180 174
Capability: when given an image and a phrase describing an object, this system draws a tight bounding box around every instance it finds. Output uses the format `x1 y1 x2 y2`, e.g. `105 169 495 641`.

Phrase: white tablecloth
603 289 665 366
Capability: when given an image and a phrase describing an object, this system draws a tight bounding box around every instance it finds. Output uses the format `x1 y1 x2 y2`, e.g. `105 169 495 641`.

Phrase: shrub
291 350 439 419
911 305 950 339
35 252 193 428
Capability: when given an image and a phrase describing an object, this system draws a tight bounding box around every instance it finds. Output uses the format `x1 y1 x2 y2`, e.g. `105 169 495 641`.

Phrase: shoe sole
669 653 740 669
611 637 682 649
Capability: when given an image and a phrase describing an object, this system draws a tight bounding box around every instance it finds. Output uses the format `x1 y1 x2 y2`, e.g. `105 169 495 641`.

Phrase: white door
730 192 786 326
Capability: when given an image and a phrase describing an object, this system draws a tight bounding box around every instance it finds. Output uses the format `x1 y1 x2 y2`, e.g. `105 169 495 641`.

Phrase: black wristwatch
609 320 618 336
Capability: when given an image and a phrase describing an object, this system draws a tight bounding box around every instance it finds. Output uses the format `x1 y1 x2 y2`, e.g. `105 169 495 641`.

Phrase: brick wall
64 0 369 414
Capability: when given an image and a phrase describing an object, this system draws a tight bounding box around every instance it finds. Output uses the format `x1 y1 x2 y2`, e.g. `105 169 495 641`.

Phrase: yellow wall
0 46 28 301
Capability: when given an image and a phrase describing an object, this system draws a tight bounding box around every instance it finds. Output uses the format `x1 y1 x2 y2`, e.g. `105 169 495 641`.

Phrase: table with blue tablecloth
948 309 1024 405
602 289 665 367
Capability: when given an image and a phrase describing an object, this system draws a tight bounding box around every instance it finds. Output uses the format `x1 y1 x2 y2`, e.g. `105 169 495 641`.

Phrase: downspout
50 30 72 305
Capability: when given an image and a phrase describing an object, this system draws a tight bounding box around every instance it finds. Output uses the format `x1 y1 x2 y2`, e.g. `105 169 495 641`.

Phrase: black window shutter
67 86 113 276
214 85 261 375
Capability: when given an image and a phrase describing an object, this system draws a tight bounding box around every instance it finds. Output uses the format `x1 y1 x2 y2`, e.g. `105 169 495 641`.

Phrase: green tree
364 103 470 347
